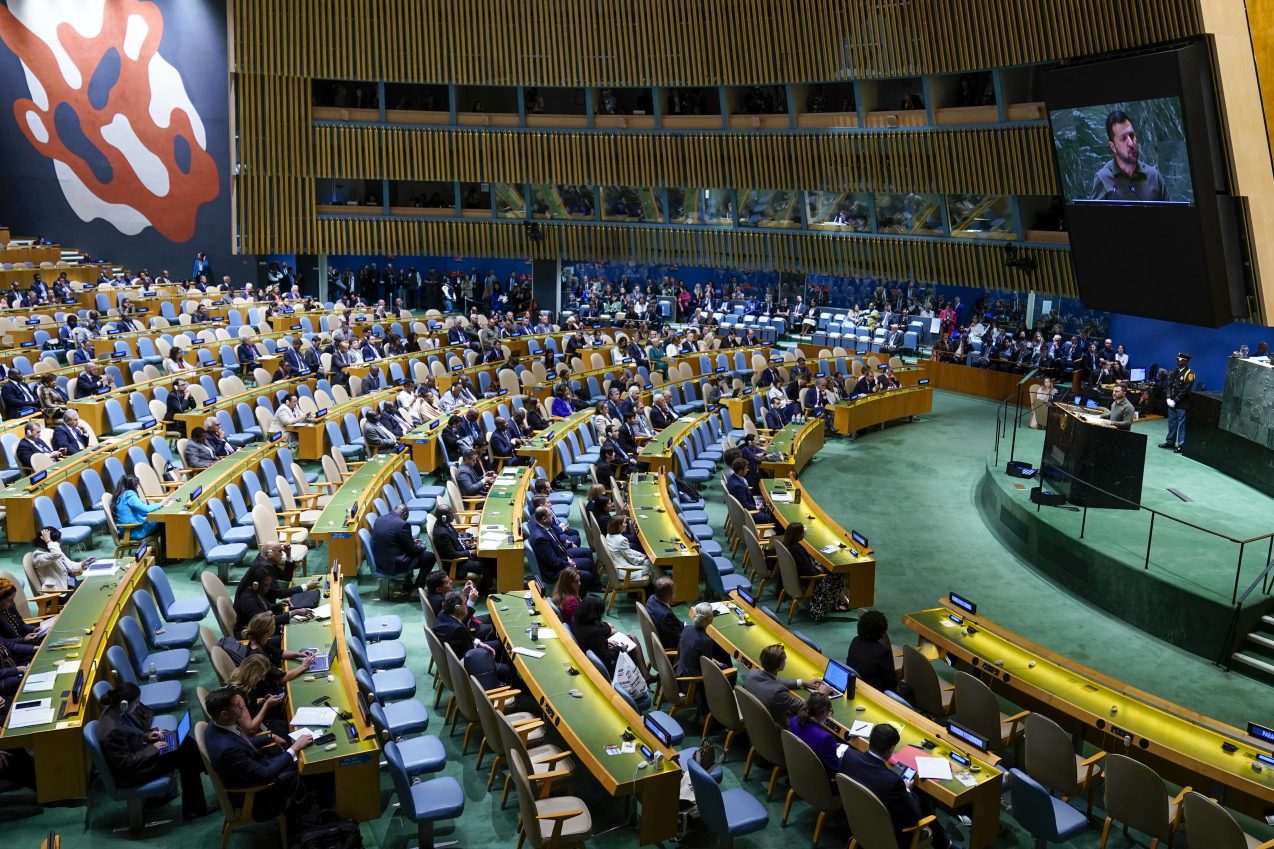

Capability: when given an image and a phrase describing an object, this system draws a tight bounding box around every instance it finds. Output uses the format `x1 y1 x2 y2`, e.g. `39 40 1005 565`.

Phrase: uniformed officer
1159 352 1195 453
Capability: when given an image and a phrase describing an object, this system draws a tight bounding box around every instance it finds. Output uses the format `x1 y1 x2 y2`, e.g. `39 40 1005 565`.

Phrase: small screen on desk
918 378 930 385
203 399 215 406
189 486 202 502
141 418 156 428
850 531 868 548
644 714 672 747
737 588 755 607
136 542 149 560
269 432 282 442
947 720 990 751
949 592 977 615
429 420 440 430
316 409 327 418
1249 722 1274 745
31 470 47 484
95 387 110 395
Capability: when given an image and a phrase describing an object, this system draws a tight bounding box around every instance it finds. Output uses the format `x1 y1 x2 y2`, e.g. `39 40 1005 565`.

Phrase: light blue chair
700 550 751 600
83 720 176 835
56 481 106 534
208 497 256 546
104 398 143 434
132 590 200 649
347 608 407 669
348 636 416 701
344 583 402 640
367 700 445 776
191 514 249 582
687 756 769 848
33 495 92 547
104 645 182 711
383 741 465 849
147 565 210 622
117 614 191 680
1008 768 1088 849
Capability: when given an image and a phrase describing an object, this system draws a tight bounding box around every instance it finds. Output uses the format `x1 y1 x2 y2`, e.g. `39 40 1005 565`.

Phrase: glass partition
601 187 664 223
875 192 944 236
946 193 1017 240
493 183 527 218
531 184 595 220
805 192 872 232
669 188 734 226
738 189 801 228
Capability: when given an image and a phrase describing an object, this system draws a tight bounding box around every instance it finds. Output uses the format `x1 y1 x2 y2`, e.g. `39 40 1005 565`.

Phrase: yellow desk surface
761 478 875 608
283 574 382 821
628 471 699 603
831 384 933 436
906 600 1274 815
489 582 680 844
474 465 534 592
292 386 399 460
69 365 220 434
714 590 1003 849
517 409 593 481
759 417 823 478
177 375 315 438
638 412 708 476
309 452 404 575
0 554 152 802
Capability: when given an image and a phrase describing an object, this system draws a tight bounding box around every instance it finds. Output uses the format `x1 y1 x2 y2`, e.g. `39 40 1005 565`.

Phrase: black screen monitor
643 713 673 748
949 592 977 616
946 720 990 752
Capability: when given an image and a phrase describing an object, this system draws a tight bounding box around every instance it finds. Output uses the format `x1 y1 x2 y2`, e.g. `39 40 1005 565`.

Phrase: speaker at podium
1040 403 1146 509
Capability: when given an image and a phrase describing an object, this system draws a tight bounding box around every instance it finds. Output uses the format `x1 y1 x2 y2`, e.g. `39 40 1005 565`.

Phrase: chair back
147 565 180 611
781 727 839 813
650 639 686 708
116 615 150 664
445 646 480 726
382 741 415 810
194 722 239 818
1023 712 1082 797
1008 767 1066 843
1103 753 1171 839
835 773 904 849
953 671 1002 746
1182 790 1249 849
633 601 661 666
901 644 946 718
83 720 124 796
770 537 804 602
105 644 139 683
468 673 505 753
686 757 729 836
210 645 238 683
700 656 743 732
507 751 547 849
424 628 456 695
735 684 787 766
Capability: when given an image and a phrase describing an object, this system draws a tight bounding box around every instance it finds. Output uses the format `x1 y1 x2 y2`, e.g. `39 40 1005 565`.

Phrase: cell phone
893 763 917 782
313 732 336 745
311 695 332 706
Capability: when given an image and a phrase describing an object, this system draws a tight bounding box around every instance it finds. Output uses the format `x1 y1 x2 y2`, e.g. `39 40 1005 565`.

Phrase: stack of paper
21 672 57 693
82 560 119 576
7 707 54 728
915 756 954 781
311 605 332 620
289 706 337 727
821 544 841 555
770 491 794 503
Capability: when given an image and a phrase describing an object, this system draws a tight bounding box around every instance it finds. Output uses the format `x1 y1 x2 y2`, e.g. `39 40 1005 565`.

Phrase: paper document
6 707 54 728
289 706 337 727
770 491 794 503
311 605 332 620
836 743 849 758
511 646 545 659
34 615 60 636
55 660 81 675
289 728 322 742
82 560 119 576
820 544 840 555
849 720 873 738
21 672 57 693
915 756 953 781
710 603 731 616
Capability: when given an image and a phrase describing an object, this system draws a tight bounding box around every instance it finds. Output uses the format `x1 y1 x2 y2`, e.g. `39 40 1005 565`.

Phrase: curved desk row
628 471 700 603
831 384 933 436
759 417 824 478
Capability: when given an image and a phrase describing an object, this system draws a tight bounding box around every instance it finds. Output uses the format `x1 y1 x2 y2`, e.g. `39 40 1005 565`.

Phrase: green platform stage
980 421 1274 663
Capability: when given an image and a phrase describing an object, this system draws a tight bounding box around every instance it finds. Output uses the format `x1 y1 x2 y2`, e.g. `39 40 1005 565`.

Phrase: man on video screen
1089 109 1168 201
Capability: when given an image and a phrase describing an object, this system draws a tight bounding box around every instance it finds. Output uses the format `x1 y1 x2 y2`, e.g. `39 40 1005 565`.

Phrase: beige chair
900 644 953 718
699 656 743 754
195 721 287 849
275 476 320 527
781 728 842 846
209 644 238 684
952 671 1028 755
651 637 700 717
291 463 333 509
1100 754 1188 849
1022 712 1105 817
467 672 544 791
508 750 592 849
251 503 309 565
201 572 235 636
330 384 349 405
496 709 576 809
593 536 648 614
634 601 674 674
772 537 830 623
199 626 221 662
740 524 777 598
422 628 459 724
28 452 54 474
735 684 787 798
0 569 59 619
837 773 933 849
1182 790 1274 849
445 479 483 519
446 645 518 755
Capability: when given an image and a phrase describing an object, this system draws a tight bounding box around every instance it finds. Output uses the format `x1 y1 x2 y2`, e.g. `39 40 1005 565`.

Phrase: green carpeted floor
3 389 1271 848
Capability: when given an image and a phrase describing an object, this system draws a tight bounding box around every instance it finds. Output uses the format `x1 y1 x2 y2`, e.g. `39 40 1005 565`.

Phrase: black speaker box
1030 487 1067 506
1005 460 1036 478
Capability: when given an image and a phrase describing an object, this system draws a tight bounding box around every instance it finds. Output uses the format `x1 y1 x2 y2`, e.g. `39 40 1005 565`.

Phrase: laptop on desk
158 710 192 754
309 640 336 673
822 659 855 697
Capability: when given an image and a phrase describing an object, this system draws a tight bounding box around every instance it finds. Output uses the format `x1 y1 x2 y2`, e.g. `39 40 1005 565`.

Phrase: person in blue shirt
111 474 171 542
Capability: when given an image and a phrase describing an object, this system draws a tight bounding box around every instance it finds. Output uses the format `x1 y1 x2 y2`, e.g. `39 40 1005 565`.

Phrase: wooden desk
638 412 707 475
0 554 152 802
761 478 875 608
516 409 594 481
89 321 227 358
0 426 159 540
905 600 1274 818
153 438 287 559
309 453 403 575
473 466 534 592
831 384 933 436
713 590 1003 849
282 573 381 821
628 472 699 603
759 418 823 477
70 365 220 434
400 419 443 471
488 583 680 844
292 386 398 460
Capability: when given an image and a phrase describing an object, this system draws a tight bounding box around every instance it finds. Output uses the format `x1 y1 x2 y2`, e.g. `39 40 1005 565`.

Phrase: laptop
309 640 336 673
822 659 855 696
158 710 192 753
1128 368 1147 382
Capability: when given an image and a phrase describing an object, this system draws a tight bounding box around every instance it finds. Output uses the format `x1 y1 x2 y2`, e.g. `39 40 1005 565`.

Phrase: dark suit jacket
282 346 305 373
838 747 923 849
649 405 675 430
726 473 756 510
1 380 36 418
571 619 617 673
431 522 470 563
370 512 419 574
204 723 296 815
16 436 52 472
645 596 684 650
490 429 516 459
846 637 898 694
97 706 167 788
75 372 106 397
529 523 571 582
433 611 483 660
742 669 802 722
52 422 89 455
236 343 257 367
164 393 196 424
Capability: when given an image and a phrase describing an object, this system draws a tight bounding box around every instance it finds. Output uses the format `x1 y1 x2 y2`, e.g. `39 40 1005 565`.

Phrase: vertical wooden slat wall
233 0 1206 296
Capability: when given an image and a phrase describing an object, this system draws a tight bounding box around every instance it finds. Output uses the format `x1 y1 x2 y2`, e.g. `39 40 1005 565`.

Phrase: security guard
1159 352 1195 453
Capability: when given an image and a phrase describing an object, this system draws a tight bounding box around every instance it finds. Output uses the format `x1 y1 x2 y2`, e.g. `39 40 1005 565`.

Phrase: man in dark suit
446 322 468 346
605 387 626 422
164 380 197 425
28 275 49 305
52 409 91 456
757 363 784 388
880 324 904 356
281 342 305 374
75 362 113 398
489 416 528 466
645 577 684 651
360 335 385 361
762 405 785 431
529 506 595 588
431 504 492 590
1 372 37 419
726 458 771 523
204 687 313 824
649 395 676 430
370 505 435 595
432 590 513 686
16 421 60 474
743 643 827 722
455 449 494 496
839 724 957 849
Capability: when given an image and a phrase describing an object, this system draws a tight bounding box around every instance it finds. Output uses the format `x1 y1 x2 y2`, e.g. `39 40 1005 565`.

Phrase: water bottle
530 621 539 642
147 662 157 684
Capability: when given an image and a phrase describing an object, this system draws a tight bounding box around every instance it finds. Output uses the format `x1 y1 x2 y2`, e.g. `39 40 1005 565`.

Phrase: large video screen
1048 97 1194 205
1042 41 1248 327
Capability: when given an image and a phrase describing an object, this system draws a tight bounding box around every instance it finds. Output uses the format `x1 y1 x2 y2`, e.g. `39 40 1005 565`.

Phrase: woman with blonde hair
243 612 314 685
227 653 287 736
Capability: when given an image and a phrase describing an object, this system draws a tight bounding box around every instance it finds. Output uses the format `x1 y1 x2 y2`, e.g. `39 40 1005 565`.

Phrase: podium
1041 403 1146 509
